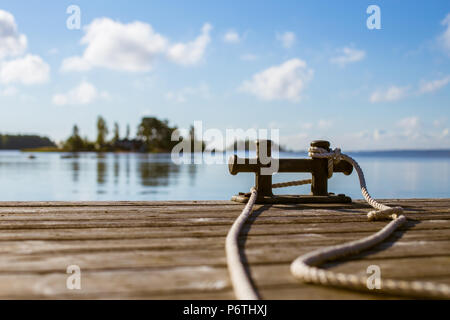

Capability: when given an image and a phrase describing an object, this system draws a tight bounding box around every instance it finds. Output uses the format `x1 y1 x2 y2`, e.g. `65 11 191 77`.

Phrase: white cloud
439 13 450 55
0 11 49 86
61 18 213 72
330 47 366 67
167 23 212 66
240 58 313 102
276 31 296 49
52 81 108 106
223 30 241 44
0 10 27 59
418 76 450 94
62 19 213 71
0 54 50 85
165 83 211 103
370 86 409 103
327 116 450 150
62 18 169 72
370 76 449 103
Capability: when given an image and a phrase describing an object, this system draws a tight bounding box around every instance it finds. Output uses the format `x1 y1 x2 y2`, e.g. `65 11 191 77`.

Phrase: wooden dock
0 199 449 299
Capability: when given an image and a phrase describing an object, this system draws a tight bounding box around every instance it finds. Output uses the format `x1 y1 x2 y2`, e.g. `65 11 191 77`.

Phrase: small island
4 116 205 153
0 134 56 151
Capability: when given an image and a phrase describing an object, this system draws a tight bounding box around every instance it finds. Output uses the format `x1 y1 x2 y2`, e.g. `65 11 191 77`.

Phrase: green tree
126 124 130 140
64 125 84 151
96 116 108 149
137 117 178 152
0 134 55 150
112 122 120 143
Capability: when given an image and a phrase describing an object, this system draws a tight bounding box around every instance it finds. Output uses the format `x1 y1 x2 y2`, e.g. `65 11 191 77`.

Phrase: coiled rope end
367 207 404 221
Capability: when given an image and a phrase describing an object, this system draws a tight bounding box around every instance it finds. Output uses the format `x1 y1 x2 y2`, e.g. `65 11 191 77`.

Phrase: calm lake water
0 150 449 201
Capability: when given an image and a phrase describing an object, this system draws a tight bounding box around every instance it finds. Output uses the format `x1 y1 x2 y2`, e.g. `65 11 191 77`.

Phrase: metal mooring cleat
229 140 353 204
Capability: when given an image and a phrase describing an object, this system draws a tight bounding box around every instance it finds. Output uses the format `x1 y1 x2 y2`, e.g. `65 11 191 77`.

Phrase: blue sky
0 0 449 150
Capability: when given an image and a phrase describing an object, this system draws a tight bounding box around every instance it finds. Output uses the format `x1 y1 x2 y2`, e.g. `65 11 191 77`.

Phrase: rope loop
308 146 343 179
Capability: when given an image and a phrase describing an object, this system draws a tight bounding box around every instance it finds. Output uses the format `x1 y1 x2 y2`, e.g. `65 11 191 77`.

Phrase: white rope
308 147 404 221
225 187 260 300
226 147 450 300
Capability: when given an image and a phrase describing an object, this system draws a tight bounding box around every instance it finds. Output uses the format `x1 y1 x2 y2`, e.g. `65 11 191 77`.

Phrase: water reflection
113 154 120 185
71 155 80 183
188 163 197 187
137 154 181 187
96 154 107 186
125 153 130 184
0 150 448 201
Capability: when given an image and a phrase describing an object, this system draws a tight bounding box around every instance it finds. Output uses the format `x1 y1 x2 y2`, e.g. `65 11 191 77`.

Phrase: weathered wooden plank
0 216 447 231
0 261 448 300
0 238 448 274
0 199 447 299
0 209 448 223
0 229 447 256
0 219 447 243
0 201 237 208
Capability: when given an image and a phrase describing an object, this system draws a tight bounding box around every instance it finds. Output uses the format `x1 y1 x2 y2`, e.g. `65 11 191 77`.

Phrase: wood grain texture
0 199 448 299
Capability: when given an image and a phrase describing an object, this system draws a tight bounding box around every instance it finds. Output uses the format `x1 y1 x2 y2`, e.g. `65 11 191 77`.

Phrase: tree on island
0 134 55 150
112 122 120 144
96 116 109 150
137 117 178 152
61 116 205 153
125 124 130 140
63 125 85 152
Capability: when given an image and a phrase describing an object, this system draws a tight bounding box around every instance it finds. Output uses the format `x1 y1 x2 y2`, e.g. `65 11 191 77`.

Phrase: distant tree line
0 134 56 150
63 116 205 153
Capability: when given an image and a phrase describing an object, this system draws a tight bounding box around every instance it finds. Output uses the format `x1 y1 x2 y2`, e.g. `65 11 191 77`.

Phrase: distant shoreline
7 148 450 156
